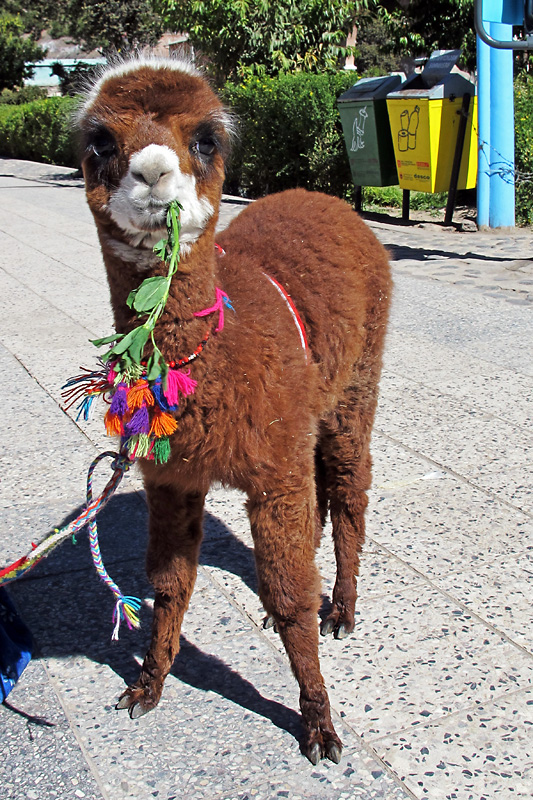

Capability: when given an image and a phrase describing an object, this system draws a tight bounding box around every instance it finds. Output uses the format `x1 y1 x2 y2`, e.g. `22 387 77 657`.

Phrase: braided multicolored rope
85 451 141 639
0 449 140 639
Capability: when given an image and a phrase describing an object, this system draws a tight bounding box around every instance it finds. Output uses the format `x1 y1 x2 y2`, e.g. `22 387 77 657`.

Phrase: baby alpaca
77 57 392 764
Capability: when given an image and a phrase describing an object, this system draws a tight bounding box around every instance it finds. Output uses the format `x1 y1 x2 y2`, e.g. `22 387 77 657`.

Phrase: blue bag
0 587 33 701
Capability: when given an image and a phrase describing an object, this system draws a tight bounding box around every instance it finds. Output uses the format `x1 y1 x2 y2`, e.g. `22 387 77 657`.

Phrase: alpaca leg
319 404 374 640
263 449 327 632
117 486 205 718
248 489 342 764
314 446 329 546
320 483 369 639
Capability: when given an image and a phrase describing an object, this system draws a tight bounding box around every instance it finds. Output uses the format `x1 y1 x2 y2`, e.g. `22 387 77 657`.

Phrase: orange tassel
105 409 124 436
127 380 154 411
150 408 178 438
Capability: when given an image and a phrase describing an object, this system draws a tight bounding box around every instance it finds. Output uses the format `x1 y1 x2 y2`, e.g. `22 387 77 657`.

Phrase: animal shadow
6 491 301 740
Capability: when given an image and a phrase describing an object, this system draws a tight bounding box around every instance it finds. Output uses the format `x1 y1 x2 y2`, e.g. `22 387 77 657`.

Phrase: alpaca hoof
335 622 352 640
304 735 343 765
116 687 159 719
320 613 354 640
307 742 322 766
326 741 342 763
263 615 279 633
130 702 151 720
320 618 336 636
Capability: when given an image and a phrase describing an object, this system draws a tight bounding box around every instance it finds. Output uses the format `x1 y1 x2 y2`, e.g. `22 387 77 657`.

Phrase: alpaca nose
129 144 179 188
132 162 172 187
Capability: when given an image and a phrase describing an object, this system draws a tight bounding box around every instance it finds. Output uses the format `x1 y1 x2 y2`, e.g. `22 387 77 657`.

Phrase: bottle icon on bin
398 106 420 152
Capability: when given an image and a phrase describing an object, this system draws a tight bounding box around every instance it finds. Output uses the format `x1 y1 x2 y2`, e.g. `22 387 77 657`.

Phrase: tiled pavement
0 158 532 800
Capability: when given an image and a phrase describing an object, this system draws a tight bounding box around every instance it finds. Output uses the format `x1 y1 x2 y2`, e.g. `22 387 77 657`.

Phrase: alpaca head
77 58 234 255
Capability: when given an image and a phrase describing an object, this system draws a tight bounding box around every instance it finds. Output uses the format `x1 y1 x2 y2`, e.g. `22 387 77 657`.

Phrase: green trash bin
337 74 404 188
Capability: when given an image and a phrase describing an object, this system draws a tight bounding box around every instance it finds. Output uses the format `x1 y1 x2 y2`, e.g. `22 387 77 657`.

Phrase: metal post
445 93 471 226
402 189 410 222
354 185 362 213
474 2 518 229
476 32 491 227
488 21 515 227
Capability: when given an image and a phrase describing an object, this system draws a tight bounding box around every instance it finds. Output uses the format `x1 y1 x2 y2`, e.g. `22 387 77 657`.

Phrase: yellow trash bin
386 50 477 193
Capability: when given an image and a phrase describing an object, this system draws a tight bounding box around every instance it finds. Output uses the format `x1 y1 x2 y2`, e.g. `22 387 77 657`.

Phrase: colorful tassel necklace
63 201 233 465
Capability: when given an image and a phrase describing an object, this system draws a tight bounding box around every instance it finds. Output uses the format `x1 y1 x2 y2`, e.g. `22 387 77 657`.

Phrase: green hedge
0 85 47 104
514 75 533 226
0 73 356 196
221 71 355 199
1 74 533 226
0 95 79 166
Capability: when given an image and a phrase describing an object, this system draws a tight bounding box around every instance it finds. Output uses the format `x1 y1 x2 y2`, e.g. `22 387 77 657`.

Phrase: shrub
362 186 403 208
0 71 358 189
0 96 79 167
362 186 450 212
514 74 533 226
410 191 448 210
0 85 48 105
0 105 15 124
221 70 356 199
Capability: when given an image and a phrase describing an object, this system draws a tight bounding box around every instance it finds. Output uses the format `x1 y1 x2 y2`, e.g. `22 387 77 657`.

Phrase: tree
0 13 45 91
1 1 71 39
159 0 362 84
377 0 476 72
4 0 164 55
65 0 164 54
353 9 404 75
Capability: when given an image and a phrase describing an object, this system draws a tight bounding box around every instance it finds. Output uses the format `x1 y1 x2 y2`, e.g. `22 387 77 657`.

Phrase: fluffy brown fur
77 58 392 765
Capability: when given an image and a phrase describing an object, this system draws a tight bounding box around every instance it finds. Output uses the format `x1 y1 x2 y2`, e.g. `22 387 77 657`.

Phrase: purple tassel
125 402 150 435
109 383 129 417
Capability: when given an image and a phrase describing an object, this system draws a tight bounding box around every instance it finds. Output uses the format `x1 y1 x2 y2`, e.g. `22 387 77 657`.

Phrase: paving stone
1 157 532 800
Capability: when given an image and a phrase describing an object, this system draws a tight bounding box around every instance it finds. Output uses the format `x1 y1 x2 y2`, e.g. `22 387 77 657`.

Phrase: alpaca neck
98 216 221 364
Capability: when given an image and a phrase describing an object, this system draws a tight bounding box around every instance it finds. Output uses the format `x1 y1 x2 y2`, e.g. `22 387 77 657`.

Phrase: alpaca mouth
138 217 166 232
128 207 167 233
134 200 166 219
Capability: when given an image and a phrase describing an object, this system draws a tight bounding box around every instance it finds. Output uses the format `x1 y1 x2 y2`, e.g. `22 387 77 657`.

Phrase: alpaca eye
193 138 216 157
90 130 117 159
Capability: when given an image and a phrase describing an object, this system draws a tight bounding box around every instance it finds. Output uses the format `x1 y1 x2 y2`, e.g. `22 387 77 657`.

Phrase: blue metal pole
476 33 491 227
488 21 515 227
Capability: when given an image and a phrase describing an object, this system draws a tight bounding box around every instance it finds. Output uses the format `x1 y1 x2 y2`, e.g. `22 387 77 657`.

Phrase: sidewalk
0 158 532 800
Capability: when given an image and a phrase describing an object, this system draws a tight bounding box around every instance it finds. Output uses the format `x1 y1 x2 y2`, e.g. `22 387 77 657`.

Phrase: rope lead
0 449 141 640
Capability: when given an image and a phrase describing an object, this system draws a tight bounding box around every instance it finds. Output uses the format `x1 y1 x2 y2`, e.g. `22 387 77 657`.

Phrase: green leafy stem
92 201 183 381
